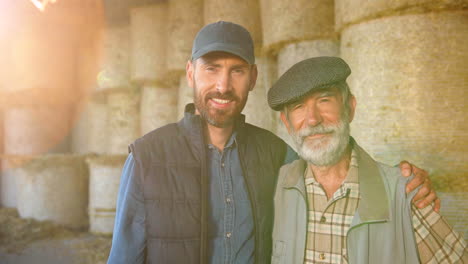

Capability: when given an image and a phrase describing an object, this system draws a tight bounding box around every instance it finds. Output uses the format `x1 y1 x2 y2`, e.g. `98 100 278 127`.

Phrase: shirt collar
281 137 390 222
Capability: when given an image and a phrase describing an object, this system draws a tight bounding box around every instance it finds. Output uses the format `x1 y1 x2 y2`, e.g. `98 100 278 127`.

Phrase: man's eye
232 69 245 74
206 67 216 72
319 98 330 103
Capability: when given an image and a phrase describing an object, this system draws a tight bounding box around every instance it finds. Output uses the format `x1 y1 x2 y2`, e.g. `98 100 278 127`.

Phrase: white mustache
296 124 337 138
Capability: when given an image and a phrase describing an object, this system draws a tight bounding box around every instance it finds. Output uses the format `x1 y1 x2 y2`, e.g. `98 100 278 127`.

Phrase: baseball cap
191 21 255 64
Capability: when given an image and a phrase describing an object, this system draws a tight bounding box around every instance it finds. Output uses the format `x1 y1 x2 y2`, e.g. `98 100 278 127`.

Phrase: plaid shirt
304 150 467 264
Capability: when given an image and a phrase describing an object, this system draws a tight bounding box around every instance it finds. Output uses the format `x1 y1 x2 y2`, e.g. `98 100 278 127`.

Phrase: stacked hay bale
1 12 78 208
204 0 276 131
16 155 88 228
168 0 203 121
336 0 468 242
131 3 177 135
86 155 126 234
260 0 338 147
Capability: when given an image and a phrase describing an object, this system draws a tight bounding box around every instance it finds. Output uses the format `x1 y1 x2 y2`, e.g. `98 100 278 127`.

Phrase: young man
108 22 438 264
269 57 467 264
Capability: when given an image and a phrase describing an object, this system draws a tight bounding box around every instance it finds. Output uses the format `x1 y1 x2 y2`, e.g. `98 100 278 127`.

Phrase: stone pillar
177 76 193 120
107 90 140 154
140 85 178 135
16 155 88 228
87 155 126 234
338 2 468 183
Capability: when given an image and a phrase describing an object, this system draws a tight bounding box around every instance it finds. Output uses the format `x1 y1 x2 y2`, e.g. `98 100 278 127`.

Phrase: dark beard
193 88 242 128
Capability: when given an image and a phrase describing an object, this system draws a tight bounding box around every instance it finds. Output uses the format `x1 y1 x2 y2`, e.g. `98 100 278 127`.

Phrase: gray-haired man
269 57 467 264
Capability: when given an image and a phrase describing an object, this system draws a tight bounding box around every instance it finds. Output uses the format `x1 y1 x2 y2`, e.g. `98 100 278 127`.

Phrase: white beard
289 118 350 167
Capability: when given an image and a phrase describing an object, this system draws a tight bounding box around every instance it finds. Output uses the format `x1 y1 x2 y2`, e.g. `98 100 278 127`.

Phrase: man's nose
305 104 323 127
216 71 232 94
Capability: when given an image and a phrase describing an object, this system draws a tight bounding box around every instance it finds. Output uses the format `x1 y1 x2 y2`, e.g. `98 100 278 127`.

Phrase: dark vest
130 105 287 263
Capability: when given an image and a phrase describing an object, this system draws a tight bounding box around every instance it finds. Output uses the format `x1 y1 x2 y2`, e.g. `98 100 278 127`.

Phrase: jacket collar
281 137 390 222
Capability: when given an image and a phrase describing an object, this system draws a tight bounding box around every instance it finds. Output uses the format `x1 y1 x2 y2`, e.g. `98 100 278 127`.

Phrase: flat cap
268 56 351 111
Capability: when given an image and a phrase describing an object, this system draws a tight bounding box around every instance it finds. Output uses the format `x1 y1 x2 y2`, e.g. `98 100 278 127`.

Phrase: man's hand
399 161 441 212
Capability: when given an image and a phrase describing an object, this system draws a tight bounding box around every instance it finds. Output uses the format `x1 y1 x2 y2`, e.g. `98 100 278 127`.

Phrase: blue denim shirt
107 136 297 264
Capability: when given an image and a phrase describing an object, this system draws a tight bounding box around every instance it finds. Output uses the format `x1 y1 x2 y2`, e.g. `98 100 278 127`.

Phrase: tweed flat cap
268 56 351 111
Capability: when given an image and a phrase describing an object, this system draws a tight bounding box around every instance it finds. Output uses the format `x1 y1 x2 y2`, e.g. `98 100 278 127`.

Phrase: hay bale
87 94 108 154
107 89 140 154
7 22 78 105
439 192 468 241
4 105 71 155
242 56 276 132
260 0 335 54
96 25 130 91
341 11 468 181
15 155 88 228
335 0 467 31
130 3 168 84
204 0 262 46
140 84 178 135
277 40 339 76
177 75 193 120
86 155 126 234
167 0 203 75
0 157 26 208
71 99 90 154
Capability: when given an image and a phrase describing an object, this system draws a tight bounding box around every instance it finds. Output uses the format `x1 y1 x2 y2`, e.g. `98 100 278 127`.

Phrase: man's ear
186 60 194 88
280 111 291 134
349 95 357 122
249 64 258 91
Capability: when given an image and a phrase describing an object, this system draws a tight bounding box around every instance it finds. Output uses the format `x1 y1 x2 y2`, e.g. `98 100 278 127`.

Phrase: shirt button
319 253 326 260
320 216 326 223
226 232 232 238
221 163 225 167
226 197 231 203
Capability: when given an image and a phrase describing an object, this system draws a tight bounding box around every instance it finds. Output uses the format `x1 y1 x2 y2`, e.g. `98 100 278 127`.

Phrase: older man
269 57 467 264
108 22 437 264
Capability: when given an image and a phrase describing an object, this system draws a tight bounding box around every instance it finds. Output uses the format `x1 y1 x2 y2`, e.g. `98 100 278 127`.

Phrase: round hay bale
71 99 90 154
86 155 127 234
16 155 88 228
4 105 72 155
96 25 130 91
277 40 339 76
167 0 203 75
87 94 108 154
0 157 28 208
260 0 335 54
204 0 262 46
177 75 193 120
242 56 276 132
130 3 168 84
7 22 78 104
341 11 468 181
107 89 140 154
140 84 178 135
335 0 467 31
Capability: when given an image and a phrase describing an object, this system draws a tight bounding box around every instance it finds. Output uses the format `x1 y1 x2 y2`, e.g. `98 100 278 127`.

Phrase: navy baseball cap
191 21 255 64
